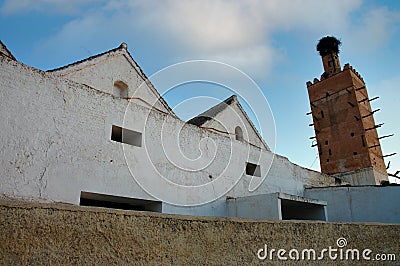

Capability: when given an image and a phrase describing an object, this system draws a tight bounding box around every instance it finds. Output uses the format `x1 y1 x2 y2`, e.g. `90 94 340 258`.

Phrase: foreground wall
0 200 399 265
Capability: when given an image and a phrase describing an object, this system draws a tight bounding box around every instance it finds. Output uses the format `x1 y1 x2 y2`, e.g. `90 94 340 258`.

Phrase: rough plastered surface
0 51 338 210
0 200 399 265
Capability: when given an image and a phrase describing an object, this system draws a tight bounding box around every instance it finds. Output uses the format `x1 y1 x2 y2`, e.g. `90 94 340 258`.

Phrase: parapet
343 63 365 83
306 63 365 87
306 77 320 87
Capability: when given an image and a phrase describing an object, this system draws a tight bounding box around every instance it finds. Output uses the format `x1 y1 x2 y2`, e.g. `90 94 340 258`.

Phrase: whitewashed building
1 41 399 222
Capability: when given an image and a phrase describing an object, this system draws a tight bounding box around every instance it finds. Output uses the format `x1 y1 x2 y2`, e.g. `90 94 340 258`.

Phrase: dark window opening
80 192 162 212
235 126 243 141
111 125 142 147
246 162 261 177
361 135 366 147
281 199 326 221
321 111 324 118
329 149 332 156
325 140 328 145
326 159 330 162
351 132 355 137
353 152 358 155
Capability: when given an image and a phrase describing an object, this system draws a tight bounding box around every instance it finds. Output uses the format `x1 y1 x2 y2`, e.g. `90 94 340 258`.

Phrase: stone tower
306 36 388 185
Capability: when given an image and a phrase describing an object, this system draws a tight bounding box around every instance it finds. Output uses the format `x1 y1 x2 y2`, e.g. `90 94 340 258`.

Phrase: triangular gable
0 40 16 60
48 43 173 115
188 95 270 150
187 95 236 126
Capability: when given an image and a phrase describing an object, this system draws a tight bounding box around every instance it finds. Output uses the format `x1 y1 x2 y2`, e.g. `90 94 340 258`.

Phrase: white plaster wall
201 102 267 150
227 193 281 220
52 51 170 114
0 56 335 216
305 186 400 223
333 167 387 185
0 57 152 204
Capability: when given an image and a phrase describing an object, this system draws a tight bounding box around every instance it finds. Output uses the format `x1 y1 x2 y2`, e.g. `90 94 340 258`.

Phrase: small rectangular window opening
80 192 161 212
246 162 261 177
114 80 129 98
111 125 142 147
361 135 366 147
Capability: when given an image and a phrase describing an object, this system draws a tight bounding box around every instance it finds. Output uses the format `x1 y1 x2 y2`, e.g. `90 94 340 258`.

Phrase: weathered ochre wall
0 200 399 265
307 64 387 184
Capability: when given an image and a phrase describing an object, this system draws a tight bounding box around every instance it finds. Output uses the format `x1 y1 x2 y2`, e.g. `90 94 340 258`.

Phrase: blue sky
1 0 399 182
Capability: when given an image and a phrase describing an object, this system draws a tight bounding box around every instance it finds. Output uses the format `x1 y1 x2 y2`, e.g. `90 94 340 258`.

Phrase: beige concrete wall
0 200 399 265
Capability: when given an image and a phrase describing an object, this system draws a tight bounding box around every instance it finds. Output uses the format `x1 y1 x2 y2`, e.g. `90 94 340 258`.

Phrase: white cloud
21 0 399 78
0 0 106 15
200 44 277 79
344 7 400 54
151 1 261 53
124 0 365 77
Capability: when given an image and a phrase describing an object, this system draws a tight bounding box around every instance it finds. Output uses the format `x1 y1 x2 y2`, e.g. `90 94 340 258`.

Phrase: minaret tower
306 36 388 185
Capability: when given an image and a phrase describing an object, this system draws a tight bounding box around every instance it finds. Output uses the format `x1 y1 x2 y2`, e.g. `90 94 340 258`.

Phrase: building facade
1 39 398 223
0 41 336 219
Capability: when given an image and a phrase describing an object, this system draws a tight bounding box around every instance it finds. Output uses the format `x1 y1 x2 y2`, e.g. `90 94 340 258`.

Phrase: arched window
235 126 243 141
113 80 128 98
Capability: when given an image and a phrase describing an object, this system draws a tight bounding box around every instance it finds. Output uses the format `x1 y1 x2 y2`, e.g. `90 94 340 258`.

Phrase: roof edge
48 43 128 73
0 40 17 61
47 42 174 115
187 94 270 150
187 95 237 126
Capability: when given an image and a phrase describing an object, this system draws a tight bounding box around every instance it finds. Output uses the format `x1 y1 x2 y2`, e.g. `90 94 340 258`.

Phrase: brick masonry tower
306 36 389 185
